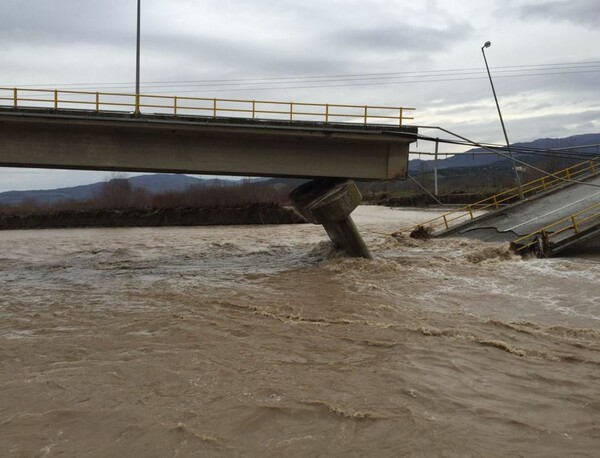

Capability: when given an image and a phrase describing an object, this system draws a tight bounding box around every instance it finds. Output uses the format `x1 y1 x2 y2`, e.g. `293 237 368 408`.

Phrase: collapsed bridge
0 87 418 258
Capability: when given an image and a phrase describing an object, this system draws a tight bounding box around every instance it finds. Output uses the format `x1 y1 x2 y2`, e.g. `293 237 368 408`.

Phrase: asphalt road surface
456 174 600 242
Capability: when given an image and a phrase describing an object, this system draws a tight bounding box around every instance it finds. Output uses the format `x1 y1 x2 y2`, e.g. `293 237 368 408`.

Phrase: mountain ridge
0 174 251 206
408 133 600 171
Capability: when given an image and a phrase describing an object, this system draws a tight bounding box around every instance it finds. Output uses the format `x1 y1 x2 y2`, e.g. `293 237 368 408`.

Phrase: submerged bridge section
442 174 600 242
416 159 600 256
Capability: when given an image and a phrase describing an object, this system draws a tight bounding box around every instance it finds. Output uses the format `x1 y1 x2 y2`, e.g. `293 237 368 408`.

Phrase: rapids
1 206 599 456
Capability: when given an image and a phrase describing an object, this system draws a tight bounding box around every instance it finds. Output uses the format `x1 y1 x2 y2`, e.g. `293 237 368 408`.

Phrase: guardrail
0 87 415 126
402 158 600 234
511 202 600 253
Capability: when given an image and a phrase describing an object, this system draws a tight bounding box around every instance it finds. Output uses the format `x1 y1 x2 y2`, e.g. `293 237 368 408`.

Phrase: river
1 206 599 457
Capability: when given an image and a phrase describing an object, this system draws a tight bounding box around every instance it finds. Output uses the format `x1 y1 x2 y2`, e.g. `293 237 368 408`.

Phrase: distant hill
409 133 600 172
2 133 598 205
0 174 252 206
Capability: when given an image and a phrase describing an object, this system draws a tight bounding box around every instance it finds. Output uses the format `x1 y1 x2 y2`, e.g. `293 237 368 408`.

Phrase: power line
23 68 593 95
43 64 600 89
402 128 600 190
4 59 600 91
412 135 600 160
134 69 600 94
11 61 596 87
413 137 600 159
410 149 598 161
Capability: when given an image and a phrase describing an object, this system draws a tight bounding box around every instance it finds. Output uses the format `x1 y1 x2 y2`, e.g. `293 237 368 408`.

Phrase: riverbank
364 191 494 207
0 203 305 230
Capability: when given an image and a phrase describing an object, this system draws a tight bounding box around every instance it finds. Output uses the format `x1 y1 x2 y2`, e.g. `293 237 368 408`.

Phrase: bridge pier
290 179 372 259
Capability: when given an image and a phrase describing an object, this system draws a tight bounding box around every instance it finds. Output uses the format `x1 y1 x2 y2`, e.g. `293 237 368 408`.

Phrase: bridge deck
0 107 417 180
438 172 600 253
450 174 600 241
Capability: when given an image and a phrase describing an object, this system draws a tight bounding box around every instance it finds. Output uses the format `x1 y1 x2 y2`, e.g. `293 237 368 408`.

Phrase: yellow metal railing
403 158 600 234
511 202 600 252
0 87 415 126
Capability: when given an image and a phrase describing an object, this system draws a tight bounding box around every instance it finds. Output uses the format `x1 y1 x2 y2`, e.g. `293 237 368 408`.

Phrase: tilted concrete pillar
290 179 372 259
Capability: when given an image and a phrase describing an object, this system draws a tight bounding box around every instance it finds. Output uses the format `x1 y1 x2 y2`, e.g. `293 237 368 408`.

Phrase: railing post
571 215 579 233
135 94 140 115
363 105 368 125
399 107 403 126
173 96 178 116
13 88 17 108
252 100 256 119
541 176 547 191
493 195 499 209
325 104 329 123
443 214 449 229
565 168 571 180
213 98 217 117
540 229 548 248
591 160 596 174
54 90 58 110
468 205 474 219
95 92 100 111
290 102 293 122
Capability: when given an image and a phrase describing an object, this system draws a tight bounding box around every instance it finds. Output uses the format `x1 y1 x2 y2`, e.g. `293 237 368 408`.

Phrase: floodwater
1 206 599 457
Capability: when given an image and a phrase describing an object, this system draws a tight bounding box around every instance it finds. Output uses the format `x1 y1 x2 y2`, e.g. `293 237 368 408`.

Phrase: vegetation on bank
0 204 304 230
0 178 303 229
0 177 290 215
358 153 588 206
0 152 589 228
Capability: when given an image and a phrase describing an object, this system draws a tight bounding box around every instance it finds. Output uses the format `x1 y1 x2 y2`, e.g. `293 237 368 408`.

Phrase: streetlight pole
434 138 439 196
481 41 524 200
135 0 141 115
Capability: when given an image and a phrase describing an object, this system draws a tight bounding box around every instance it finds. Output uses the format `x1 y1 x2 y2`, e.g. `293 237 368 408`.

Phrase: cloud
0 0 134 46
330 22 473 55
0 1 598 152
518 0 600 29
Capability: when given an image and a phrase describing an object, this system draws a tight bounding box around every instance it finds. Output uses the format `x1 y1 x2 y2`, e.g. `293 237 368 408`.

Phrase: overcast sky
1 0 599 191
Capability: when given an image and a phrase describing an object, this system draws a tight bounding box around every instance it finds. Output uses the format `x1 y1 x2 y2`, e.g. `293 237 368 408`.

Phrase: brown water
1 206 599 457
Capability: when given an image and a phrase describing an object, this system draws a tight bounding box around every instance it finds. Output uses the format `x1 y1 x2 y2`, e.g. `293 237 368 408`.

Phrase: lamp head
483 41 491 49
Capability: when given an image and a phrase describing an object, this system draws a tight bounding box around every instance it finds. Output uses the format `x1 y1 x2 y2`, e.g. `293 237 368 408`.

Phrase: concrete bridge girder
0 109 416 180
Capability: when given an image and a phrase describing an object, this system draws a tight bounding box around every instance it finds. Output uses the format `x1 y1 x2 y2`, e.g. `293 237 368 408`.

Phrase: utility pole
135 0 141 115
434 138 439 196
481 41 524 200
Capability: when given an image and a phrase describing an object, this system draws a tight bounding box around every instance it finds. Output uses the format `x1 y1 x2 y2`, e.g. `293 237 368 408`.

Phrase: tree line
0 178 290 215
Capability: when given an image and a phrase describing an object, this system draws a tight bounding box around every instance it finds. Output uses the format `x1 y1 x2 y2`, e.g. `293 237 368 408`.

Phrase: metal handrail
403 158 600 233
512 202 600 252
0 87 416 126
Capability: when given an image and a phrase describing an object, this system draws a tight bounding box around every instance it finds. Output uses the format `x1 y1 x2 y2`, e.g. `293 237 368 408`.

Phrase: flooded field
1 206 599 456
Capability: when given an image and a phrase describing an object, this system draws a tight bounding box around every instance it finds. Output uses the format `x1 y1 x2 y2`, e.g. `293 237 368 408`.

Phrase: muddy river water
1 206 599 457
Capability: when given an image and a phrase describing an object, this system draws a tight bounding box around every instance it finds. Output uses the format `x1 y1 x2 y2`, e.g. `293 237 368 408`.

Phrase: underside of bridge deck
0 108 417 180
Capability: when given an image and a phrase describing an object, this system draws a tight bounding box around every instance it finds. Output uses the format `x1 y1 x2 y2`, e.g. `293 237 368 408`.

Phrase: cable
11 60 600 86
62 69 595 94
421 139 600 160
410 150 598 161
4 59 600 91
144 69 600 93
42 65 600 90
413 136 600 154
400 127 600 190
408 176 444 205
411 139 600 161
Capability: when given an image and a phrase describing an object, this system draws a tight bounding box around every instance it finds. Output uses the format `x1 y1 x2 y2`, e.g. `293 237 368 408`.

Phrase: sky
1 0 599 191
